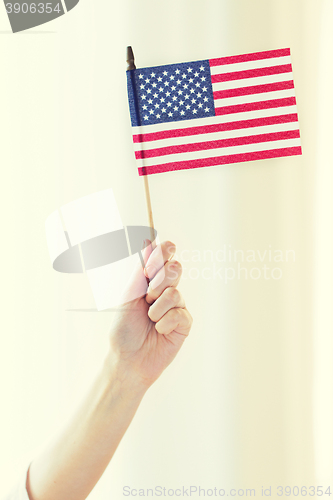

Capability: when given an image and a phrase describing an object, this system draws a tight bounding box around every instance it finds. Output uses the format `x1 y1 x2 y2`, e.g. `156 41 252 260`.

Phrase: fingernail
144 265 155 279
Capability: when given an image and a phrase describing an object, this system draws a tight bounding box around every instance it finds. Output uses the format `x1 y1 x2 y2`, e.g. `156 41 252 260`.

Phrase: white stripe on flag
214 88 296 107
209 56 292 75
132 105 299 135
135 137 302 168
212 72 294 91
133 121 301 151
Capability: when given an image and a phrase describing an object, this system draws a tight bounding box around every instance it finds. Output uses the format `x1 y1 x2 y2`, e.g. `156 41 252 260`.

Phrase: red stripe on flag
213 80 295 99
211 64 292 83
209 48 291 67
135 130 301 159
215 97 296 115
138 146 302 175
132 114 299 143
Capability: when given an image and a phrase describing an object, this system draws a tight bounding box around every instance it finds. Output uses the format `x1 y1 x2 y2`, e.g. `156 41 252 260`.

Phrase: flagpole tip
126 46 136 70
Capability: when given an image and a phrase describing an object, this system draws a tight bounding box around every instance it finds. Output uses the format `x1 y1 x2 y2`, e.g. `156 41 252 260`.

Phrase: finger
144 240 176 280
141 239 153 267
146 260 182 305
148 287 185 323
155 307 193 336
120 239 153 304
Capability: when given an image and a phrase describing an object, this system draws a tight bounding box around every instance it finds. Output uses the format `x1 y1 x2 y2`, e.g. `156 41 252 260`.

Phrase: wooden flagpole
143 175 155 245
127 46 155 247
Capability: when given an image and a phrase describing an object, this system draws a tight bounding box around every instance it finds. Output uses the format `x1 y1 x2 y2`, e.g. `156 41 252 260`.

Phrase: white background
0 0 332 497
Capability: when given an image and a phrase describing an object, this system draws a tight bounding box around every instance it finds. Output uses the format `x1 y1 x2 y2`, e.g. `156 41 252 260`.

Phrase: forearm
26 353 147 500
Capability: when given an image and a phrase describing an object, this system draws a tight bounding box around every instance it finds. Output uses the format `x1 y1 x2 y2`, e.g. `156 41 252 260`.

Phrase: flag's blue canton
129 60 215 127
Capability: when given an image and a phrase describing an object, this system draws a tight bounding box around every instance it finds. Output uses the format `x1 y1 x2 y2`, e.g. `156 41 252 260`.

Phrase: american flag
127 48 302 176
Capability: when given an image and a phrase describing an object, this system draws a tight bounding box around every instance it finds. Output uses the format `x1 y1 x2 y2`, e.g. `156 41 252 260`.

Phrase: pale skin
26 240 193 500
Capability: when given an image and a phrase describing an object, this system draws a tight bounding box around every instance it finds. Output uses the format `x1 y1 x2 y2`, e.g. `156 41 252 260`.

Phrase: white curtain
313 0 333 484
0 0 332 497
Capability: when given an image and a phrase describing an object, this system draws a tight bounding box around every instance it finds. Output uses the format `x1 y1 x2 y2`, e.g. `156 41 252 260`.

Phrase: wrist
102 351 150 402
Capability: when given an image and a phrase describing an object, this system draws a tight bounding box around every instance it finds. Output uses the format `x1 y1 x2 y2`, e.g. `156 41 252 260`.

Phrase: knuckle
170 307 180 321
184 310 193 333
165 240 176 256
169 260 182 273
165 286 180 303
